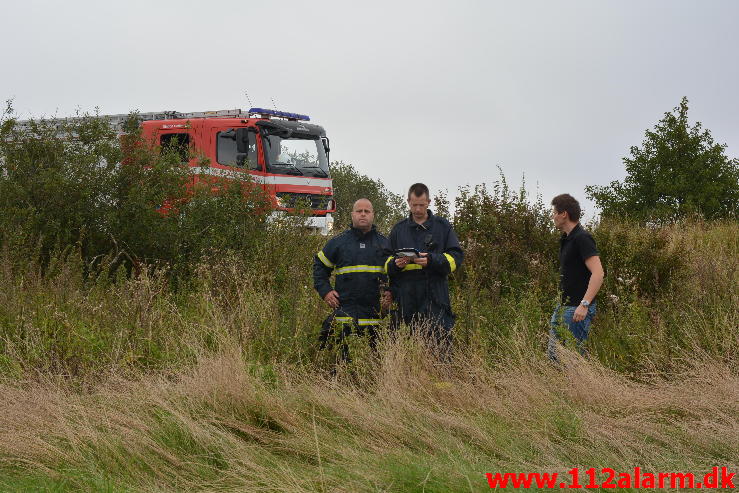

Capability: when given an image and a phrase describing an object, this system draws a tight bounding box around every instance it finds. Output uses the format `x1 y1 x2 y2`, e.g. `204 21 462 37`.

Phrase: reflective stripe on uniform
334 317 380 326
402 263 423 271
335 265 384 275
443 253 457 272
383 256 394 274
317 250 334 268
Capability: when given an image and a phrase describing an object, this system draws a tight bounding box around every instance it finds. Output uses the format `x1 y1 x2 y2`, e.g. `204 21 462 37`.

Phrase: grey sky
3 1 738 220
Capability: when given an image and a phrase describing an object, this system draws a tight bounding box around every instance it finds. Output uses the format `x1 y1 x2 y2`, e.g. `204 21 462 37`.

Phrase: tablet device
395 247 420 258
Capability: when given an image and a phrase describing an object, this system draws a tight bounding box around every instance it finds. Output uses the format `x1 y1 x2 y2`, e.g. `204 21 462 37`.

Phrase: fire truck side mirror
235 128 252 153
321 137 330 160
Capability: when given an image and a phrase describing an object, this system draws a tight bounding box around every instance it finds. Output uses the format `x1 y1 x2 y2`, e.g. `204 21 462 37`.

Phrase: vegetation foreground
1 343 737 492
0 219 736 492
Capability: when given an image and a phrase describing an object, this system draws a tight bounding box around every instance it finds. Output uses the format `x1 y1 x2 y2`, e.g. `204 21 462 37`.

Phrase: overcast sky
2 1 738 220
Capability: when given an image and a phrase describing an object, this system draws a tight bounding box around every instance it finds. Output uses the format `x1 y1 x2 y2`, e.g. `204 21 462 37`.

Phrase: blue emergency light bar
248 108 310 121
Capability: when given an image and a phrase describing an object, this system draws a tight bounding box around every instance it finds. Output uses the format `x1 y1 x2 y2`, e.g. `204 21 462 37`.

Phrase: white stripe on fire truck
189 167 332 187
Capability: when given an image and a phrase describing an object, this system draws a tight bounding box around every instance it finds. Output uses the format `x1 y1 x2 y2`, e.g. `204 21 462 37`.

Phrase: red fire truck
19 107 337 234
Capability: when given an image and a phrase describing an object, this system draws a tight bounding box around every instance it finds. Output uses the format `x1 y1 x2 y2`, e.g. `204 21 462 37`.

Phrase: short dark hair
551 194 581 222
408 183 430 200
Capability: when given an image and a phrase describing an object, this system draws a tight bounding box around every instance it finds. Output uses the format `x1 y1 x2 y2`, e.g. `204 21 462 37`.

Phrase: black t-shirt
559 223 599 306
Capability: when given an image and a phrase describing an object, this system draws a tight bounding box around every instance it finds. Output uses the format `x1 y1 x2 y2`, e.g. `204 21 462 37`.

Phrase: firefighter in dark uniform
313 198 391 360
385 183 463 358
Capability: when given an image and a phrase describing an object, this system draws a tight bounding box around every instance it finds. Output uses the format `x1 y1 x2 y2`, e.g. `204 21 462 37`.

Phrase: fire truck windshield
264 134 329 178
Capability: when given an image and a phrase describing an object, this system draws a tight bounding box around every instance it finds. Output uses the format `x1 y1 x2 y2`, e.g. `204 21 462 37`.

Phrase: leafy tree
328 161 405 232
586 97 738 221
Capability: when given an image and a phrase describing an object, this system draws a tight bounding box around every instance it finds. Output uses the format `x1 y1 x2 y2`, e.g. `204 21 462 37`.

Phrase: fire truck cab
134 108 336 234
13 107 336 233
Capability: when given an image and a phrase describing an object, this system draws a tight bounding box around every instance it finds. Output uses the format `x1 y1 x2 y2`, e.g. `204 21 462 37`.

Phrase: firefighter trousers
318 307 382 362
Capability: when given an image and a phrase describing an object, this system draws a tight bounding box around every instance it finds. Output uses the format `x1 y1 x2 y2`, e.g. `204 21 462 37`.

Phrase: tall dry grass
0 337 736 492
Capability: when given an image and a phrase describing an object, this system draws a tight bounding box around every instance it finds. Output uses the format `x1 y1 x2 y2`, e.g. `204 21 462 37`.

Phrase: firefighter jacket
385 210 464 329
313 225 390 321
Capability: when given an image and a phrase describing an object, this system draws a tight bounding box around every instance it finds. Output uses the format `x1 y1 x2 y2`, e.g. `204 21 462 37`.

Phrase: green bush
329 160 405 232
0 107 274 281
589 219 738 374
452 171 559 299
592 218 688 299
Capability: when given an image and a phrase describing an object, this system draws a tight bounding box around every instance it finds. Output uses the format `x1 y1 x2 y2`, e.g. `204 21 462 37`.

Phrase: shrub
0 106 273 282
329 161 405 232
452 171 559 299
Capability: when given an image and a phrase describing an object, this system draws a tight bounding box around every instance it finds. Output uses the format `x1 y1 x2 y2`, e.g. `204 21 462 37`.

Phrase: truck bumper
305 214 334 235
267 212 334 235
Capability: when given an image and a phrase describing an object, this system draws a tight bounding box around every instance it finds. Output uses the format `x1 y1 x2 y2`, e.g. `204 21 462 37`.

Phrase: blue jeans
547 302 596 361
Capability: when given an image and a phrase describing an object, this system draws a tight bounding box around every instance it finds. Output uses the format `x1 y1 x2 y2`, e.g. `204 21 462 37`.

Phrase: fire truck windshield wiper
302 166 328 177
272 163 304 175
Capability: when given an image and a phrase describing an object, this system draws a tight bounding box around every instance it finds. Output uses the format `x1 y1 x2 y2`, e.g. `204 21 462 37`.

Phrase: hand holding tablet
394 247 421 258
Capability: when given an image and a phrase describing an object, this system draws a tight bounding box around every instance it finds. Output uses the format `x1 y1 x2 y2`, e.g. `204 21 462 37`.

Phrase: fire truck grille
276 193 332 210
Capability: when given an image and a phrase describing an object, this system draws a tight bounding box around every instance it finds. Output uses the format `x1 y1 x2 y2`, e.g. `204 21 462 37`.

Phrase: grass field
0 218 736 491
1 342 736 492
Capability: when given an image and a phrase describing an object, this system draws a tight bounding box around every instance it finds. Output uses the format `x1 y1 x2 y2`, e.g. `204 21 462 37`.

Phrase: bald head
351 198 374 232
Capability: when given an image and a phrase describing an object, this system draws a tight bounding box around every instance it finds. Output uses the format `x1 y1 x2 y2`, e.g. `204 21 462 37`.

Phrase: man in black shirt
548 194 604 361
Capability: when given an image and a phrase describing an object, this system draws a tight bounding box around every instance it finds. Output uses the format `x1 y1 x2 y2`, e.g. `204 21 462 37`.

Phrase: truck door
207 124 265 196
214 127 259 171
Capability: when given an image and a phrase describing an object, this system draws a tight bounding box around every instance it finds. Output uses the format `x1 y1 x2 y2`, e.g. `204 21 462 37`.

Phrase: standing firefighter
386 183 464 358
313 198 391 360
548 193 604 361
